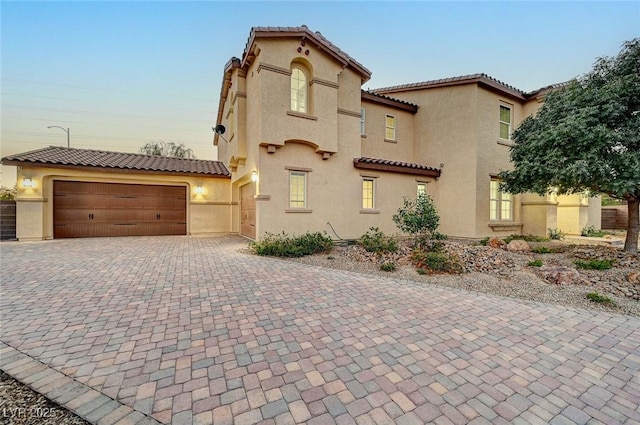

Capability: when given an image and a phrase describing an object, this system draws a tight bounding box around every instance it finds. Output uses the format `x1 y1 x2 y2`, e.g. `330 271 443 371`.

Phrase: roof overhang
353 157 441 178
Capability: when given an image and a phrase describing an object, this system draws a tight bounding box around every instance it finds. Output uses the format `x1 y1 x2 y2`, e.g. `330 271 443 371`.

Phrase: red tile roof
374 73 528 100
361 91 419 113
244 26 372 82
354 157 441 178
1 146 230 177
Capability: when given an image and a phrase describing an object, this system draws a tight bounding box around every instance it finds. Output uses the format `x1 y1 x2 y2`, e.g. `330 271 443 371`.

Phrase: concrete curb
0 341 162 425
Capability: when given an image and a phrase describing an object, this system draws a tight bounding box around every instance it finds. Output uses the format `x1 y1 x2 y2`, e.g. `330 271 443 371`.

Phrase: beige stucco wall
14 166 231 241
557 194 602 235
361 100 415 162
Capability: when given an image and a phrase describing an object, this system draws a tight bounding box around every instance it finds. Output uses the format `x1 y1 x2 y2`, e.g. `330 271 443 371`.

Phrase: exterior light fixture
251 171 258 182
195 185 204 195
23 178 34 188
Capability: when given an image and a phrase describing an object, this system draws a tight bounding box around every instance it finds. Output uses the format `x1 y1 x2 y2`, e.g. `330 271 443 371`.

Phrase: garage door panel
54 181 187 238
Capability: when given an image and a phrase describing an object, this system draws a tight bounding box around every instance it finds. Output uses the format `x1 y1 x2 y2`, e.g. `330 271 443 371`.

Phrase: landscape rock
538 265 585 285
507 240 531 252
488 237 506 249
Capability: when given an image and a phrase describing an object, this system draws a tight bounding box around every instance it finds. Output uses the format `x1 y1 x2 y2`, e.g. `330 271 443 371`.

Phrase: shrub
548 228 565 240
531 246 561 254
581 225 608 238
416 268 427 275
380 261 396 272
0 185 17 201
392 193 440 237
528 259 544 267
586 292 614 304
504 234 549 244
411 249 463 274
359 227 398 254
250 231 333 257
479 237 490 246
575 259 614 270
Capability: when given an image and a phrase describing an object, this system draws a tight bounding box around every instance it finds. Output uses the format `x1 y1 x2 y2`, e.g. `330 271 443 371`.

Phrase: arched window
290 67 307 113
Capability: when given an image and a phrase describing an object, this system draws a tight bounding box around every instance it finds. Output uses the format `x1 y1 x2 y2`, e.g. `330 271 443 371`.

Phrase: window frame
362 178 375 209
290 66 308 113
360 108 366 135
417 183 427 197
490 178 513 221
385 114 396 141
289 171 307 209
499 104 512 140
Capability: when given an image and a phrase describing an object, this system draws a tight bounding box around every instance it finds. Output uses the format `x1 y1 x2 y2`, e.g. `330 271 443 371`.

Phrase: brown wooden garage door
240 182 256 239
54 181 186 238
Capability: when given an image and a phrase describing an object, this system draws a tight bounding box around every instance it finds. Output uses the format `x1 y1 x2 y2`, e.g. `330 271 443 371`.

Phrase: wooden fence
0 200 16 240
601 205 631 229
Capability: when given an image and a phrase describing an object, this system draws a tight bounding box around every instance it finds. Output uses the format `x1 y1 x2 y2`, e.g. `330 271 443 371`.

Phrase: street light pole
47 126 70 147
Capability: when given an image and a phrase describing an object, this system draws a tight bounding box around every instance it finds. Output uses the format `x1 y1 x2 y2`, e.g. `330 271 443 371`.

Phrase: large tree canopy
139 141 195 159
499 39 640 253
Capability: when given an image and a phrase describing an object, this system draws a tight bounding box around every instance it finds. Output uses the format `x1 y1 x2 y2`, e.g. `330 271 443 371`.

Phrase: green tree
499 39 640 254
139 141 195 159
392 193 440 237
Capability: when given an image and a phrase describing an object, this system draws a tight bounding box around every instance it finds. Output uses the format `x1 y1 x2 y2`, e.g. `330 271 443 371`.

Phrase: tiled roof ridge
356 156 441 172
373 73 526 94
245 25 371 78
361 90 419 108
2 146 230 176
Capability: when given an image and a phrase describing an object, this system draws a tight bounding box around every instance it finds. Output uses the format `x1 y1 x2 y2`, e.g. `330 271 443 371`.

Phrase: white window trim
490 178 513 221
289 171 307 209
385 114 396 141
499 104 512 141
291 66 308 114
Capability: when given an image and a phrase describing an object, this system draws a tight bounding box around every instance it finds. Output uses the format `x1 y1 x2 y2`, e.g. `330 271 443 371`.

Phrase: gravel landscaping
0 371 89 425
287 237 640 317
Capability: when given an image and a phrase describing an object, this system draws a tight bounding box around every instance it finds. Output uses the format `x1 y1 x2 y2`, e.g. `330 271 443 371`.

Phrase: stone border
0 341 161 425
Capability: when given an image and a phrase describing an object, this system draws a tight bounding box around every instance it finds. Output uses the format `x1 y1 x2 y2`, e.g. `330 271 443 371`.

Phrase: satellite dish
213 124 226 135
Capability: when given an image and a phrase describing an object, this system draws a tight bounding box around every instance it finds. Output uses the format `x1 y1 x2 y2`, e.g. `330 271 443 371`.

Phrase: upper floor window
385 115 396 140
417 183 427 197
360 108 366 135
291 67 307 113
490 178 512 221
362 178 375 209
289 171 307 208
499 105 511 140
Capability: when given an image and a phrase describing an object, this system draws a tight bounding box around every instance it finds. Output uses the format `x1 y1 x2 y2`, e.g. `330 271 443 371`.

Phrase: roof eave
353 158 441 178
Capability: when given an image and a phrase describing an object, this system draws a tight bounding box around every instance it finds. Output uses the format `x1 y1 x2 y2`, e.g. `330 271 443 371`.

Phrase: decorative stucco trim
286 110 318 121
497 140 515 147
285 166 313 172
337 108 362 118
359 209 380 214
310 78 339 89
384 139 398 144
190 201 231 206
488 221 523 231
257 63 291 76
285 209 313 213
254 194 271 201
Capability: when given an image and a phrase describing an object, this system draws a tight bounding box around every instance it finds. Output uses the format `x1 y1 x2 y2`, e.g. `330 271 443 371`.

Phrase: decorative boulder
627 272 640 284
539 266 584 285
506 240 531 253
488 237 506 249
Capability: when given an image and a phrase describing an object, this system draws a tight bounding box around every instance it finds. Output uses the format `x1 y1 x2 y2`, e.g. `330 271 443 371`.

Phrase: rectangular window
499 105 511 140
291 68 307 113
360 108 366 135
385 114 396 140
417 183 427 197
362 178 374 209
490 179 512 221
289 171 306 208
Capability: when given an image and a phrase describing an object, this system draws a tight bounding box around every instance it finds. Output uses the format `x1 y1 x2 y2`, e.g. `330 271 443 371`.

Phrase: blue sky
1 1 638 185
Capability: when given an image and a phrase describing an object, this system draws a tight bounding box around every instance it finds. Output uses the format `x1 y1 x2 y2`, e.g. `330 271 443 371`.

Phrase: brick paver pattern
1 236 639 424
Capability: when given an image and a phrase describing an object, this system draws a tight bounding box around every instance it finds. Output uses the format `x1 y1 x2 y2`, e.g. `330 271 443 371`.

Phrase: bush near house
392 193 440 238
358 227 398 254
581 225 609 238
0 185 17 201
250 231 333 257
575 259 614 270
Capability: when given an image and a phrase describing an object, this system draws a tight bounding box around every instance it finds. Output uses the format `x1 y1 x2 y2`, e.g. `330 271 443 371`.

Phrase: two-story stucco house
215 25 600 240
2 25 600 241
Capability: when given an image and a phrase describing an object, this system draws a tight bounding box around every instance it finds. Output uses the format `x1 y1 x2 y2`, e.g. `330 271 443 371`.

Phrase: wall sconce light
251 170 258 182
195 184 204 195
23 178 34 188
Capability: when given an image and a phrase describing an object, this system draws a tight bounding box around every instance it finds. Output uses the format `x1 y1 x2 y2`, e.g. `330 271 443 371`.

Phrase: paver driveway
1 235 639 425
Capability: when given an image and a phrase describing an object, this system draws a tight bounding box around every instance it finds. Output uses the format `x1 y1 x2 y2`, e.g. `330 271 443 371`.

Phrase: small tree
393 193 440 237
499 39 640 254
139 141 195 159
